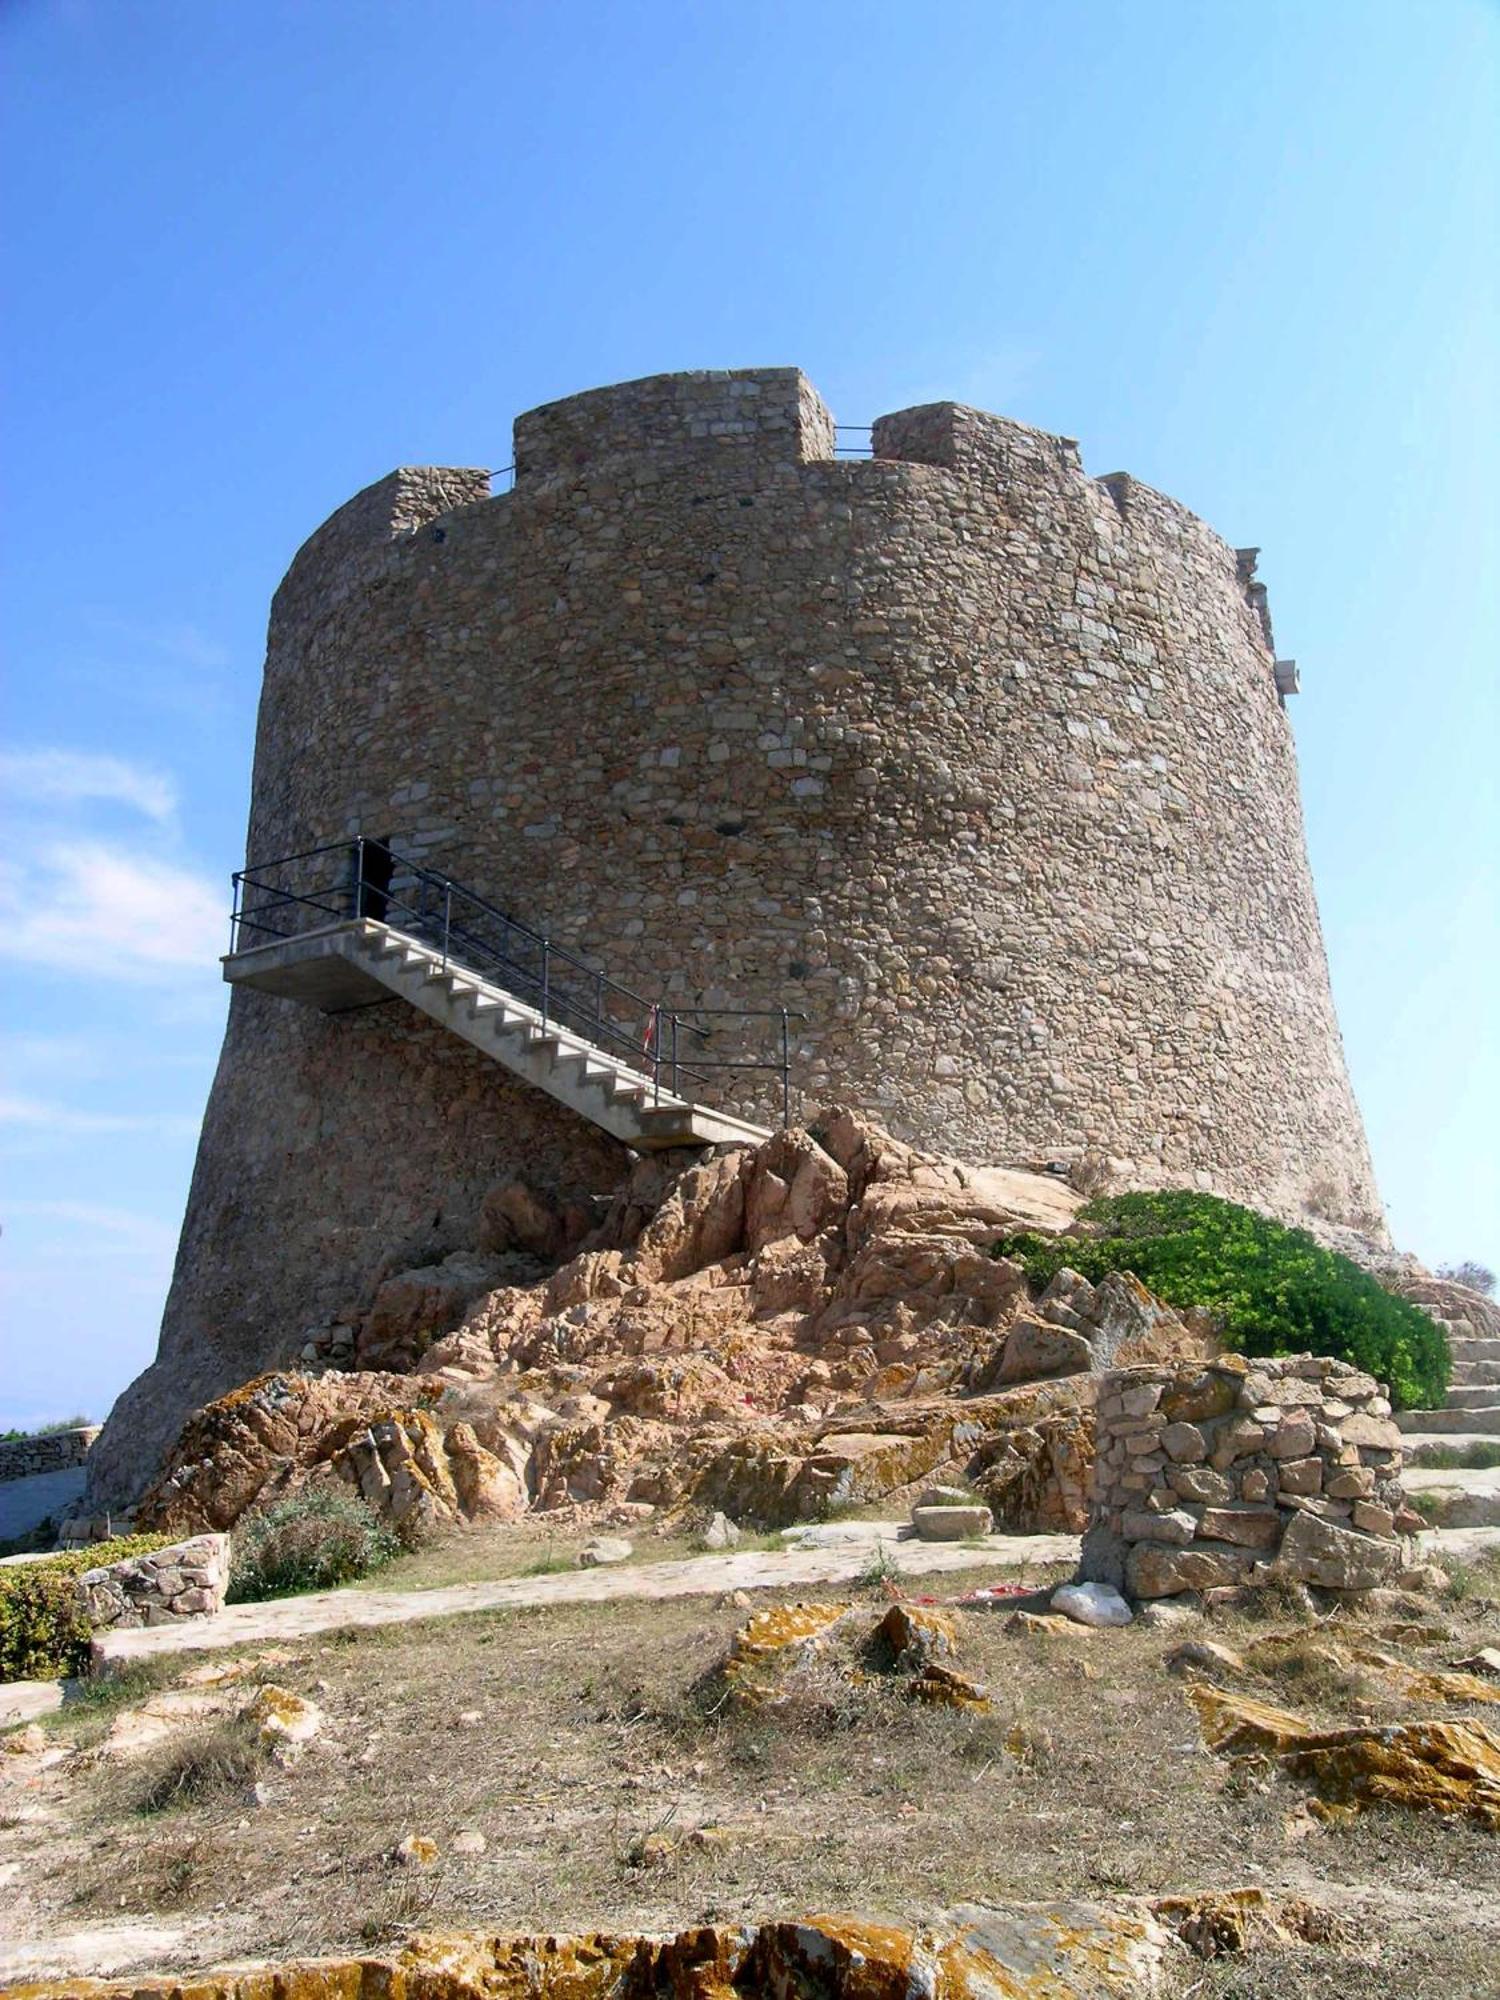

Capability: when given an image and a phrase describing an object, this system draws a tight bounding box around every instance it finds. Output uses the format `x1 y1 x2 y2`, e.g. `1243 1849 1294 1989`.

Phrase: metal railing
229 839 802 1123
834 424 873 458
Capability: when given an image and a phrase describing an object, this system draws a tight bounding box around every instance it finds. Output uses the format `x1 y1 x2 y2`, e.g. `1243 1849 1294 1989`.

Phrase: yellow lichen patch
720 1600 852 1707
1188 1685 1311 1758
240 1682 323 1762
1153 1887 1346 1959
0 1904 1190 2000
1345 1645 1500 1708
908 1662 992 1711
1190 1686 1500 1828
1285 1721 1500 1829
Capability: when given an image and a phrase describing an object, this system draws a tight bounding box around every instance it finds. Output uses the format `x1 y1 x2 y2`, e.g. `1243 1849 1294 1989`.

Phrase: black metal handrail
834 423 873 458
229 839 802 1123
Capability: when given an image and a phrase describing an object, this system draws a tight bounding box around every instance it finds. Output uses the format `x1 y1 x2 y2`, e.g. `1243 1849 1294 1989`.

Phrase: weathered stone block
1196 1506 1282 1550
1277 1510 1404 1590
1276 1457 1322 1496
1127 1541 1258 1599
1160 1422 1206 1464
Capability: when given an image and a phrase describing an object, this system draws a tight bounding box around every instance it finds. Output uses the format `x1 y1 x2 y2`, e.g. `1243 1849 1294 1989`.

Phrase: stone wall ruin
1083 1355 1424 1598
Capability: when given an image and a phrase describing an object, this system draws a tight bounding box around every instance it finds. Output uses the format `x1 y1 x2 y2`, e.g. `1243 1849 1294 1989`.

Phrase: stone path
96 1526 1078 1666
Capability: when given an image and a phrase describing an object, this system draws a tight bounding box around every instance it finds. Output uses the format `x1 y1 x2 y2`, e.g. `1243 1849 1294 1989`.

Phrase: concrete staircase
223 918 774 1153
1395 1302 1500 1464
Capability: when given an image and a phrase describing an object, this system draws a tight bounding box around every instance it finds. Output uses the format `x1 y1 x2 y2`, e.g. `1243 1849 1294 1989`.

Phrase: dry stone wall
76 1532 229 1630
91 366 1381 1508
1083 1355 1422 1598
0 1427 97 1482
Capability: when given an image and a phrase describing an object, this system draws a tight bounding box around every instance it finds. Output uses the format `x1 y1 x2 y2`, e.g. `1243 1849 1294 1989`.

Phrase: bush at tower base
995 1191 1448 1412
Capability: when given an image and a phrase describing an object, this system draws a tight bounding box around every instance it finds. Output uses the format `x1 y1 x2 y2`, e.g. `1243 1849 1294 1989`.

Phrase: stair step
1451 1338 1500 1363
1451 1361 1500 1387
1396 1405 1500 1436
1444 1384 1500 1411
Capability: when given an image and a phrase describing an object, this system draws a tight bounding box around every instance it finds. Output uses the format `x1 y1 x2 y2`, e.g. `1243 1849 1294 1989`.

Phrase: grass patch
132 1713 271 1815
1414 1441 1500 1471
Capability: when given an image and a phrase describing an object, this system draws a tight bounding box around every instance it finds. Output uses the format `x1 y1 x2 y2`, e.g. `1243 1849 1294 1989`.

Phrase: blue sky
2 0 1496 1431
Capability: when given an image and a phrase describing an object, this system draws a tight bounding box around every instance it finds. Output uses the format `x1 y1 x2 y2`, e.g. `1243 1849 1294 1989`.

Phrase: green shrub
0 1534 177 1683
228 1489 400 1603
994 1190 1449 1411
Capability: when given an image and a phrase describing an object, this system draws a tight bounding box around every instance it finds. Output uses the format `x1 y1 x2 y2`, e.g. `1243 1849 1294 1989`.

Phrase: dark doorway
354 836 394 922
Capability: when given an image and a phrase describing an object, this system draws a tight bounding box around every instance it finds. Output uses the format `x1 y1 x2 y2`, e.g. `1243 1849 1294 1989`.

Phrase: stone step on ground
1443 1384 1500 1410
1401 1465 1500 1529
1396 1403 1500 1437
1451 1337 1500 1365
1450 1359 1500 1387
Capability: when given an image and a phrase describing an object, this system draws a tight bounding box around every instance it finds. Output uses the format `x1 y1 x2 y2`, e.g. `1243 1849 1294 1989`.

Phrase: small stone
578 1538 633 1567
1239 1468 1271 1502
1165 1638 1245 1679
1351 1501 1395 1538
703 1511 741 1550
451 1829 487 1856
1135 1594 1204 1630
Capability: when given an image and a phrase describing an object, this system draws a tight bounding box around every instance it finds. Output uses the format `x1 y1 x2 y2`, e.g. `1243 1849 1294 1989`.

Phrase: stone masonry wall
90 366 1382 1508
0 1427 98 1482
77 1532 229 1630
1083 1355 1421 1599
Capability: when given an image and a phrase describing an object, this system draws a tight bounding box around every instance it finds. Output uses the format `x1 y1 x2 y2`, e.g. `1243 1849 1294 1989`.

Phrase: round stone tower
89 367 1383 1506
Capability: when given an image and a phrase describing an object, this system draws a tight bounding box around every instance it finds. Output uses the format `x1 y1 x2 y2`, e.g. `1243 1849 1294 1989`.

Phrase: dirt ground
3 1543 1499 1998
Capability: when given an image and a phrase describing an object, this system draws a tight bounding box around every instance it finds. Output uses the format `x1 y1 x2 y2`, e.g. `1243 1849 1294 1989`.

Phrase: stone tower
89 367 1382 1506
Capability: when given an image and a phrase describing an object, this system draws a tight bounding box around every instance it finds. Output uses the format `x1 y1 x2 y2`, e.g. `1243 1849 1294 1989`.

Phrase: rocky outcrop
712 1599 992 1714
1190 1684 1500 1828
130 1113 1221 1541
4 1896 1302 1999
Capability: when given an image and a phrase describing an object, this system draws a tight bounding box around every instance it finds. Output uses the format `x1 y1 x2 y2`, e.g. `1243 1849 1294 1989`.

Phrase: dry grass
9 1551 1500 1994
130 1713 272 1815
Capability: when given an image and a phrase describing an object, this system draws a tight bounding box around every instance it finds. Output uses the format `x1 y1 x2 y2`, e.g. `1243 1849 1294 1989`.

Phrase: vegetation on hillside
994 1190 1449 1411
228 1489 401 1602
